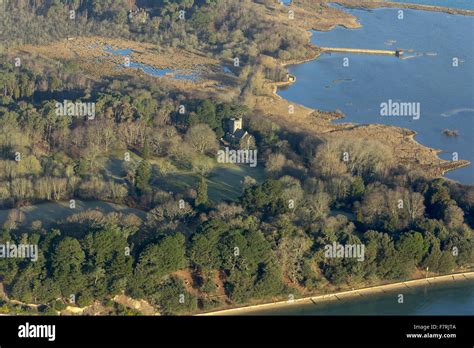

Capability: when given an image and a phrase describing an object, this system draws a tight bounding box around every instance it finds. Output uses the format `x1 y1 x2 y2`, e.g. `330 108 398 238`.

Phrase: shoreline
268 2 471 180
198 271 474 316
14 1 471 181
330 1 474 16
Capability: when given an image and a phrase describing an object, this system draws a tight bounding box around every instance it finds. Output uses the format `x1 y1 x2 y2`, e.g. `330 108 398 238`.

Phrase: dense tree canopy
0 0 472 316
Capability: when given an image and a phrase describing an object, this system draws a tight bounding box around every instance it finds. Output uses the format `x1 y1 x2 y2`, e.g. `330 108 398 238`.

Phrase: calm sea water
387 0 474 10
247 279 474 315
279 7 474 183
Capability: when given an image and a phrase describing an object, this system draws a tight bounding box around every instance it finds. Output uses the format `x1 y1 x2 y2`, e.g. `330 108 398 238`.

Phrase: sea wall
199 271 474 316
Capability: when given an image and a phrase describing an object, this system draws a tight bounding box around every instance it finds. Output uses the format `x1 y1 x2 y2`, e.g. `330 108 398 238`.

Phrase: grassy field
0 156 266 230
0 200 146 230
155 162 266 203
106 152 266 202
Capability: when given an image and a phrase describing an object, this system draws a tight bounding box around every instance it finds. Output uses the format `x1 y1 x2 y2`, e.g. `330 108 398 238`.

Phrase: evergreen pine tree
135 160 151 194
195 176 208 208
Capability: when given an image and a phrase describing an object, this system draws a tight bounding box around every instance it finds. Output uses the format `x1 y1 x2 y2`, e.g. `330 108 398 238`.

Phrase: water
387 0 474 11
104 46 133 56
247 279 474 315
279 8 474 183
103 45 198 81
128 61 174 78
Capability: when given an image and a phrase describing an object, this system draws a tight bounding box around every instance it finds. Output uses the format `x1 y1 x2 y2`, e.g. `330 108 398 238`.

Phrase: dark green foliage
129 233 186 298
426 179 452 220
142 141 150 160
437 251 456 273
189 221 225 270
0 230 19 283
76 290 94 307
396 232 427 266
242 179 287 218
219 228 283 302
363 231 410 280
349 176 365 203
178 99 245 138
200 275 217 294
0 0 473 317
51 237 86 297
152 277 197 315
135 160 152 194
195 176 208 208
82 225 133 299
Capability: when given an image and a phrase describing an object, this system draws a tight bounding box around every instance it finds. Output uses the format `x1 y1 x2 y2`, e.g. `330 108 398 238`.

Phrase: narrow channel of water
104 45 198 81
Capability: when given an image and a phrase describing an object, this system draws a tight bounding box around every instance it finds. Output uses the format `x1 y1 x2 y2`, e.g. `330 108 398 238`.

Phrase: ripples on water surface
279 7 474 183
247 279 474 315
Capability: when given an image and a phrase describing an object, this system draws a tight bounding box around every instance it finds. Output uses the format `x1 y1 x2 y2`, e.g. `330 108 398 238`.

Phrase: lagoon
279 7 474 183
104 45 198 81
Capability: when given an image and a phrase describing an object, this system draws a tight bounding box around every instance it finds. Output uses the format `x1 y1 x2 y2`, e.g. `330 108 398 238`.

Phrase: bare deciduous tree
184 124 218 155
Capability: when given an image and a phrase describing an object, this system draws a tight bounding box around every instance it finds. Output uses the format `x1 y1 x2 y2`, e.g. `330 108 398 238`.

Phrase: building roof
234 129 248 139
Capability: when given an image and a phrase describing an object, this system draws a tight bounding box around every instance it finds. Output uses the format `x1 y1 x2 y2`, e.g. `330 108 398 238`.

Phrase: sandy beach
199 271 474 315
